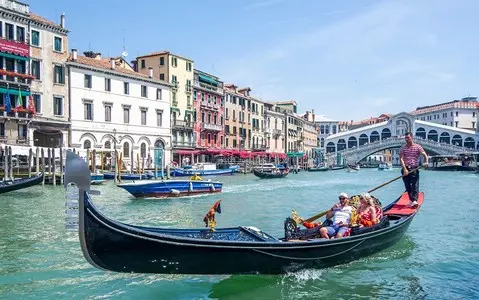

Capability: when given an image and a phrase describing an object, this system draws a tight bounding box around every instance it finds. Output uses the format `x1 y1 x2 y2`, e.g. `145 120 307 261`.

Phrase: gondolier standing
400 132 428 207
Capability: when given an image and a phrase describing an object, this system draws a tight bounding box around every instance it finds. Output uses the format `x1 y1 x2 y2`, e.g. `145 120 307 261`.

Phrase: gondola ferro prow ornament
203 199 222 231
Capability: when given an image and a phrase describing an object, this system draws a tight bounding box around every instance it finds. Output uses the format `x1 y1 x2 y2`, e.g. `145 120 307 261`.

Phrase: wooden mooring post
52 148 57 186
41 148 45 186
8 146 13 180
60 148 64 184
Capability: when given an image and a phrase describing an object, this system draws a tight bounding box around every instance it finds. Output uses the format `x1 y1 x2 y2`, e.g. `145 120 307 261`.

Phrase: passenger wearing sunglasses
319 192 353 239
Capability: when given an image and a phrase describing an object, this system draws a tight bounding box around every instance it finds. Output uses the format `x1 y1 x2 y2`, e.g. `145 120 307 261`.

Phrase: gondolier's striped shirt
400 144 424 168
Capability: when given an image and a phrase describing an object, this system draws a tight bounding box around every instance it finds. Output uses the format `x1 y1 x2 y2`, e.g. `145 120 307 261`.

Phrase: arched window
123 142 130 158
104 141 111 149
83 140 91 149
154 139 165 149
141 143 147 158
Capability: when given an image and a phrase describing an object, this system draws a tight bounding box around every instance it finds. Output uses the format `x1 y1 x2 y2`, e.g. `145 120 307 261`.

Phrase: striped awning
0 87 30 96
0 52 29 61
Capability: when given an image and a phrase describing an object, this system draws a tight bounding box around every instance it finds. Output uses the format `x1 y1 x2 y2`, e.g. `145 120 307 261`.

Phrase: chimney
71 49 77 61
110 58 115 70
312 109 315 122
131 60 137 71
148 67 153 78
60 13 65 28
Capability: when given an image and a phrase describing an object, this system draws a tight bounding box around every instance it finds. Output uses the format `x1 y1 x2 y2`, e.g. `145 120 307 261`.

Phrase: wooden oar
301 166 422 224
367 166 421 193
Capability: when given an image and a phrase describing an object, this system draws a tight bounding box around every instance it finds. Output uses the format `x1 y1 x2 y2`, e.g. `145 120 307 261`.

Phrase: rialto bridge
322 112 478 164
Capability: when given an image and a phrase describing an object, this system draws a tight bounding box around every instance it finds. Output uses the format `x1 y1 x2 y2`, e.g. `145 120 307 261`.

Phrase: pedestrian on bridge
400 132 428 208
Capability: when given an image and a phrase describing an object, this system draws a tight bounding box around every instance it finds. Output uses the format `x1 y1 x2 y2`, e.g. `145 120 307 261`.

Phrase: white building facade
412 97 478 131
67 49 172 168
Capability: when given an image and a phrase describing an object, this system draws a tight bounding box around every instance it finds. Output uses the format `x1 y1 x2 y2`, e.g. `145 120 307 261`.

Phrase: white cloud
243 0 283 11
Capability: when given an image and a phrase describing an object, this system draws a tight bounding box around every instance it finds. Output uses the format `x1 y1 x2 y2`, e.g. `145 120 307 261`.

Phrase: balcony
202 123 222 131
213 104 220 110
172 141 196 148
172 81 179 91
194 80 223 95
187 103 193 110
172 100 178 107
171 120 194 130
252 144 267 151
273 129 282 137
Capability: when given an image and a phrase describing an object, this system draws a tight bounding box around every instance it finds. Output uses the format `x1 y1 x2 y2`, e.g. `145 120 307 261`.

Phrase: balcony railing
273 129 283 136
172 81 179 91
252 144 267 151
172 141 196 148
194 80 223 94
171 120 194 129
202 123 222 131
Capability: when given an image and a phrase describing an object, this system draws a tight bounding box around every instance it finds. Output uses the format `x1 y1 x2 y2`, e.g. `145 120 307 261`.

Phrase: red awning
175 150 200 155
205 148 222 154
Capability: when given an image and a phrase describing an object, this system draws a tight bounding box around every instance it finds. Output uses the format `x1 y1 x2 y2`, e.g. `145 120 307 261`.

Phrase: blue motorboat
117 179 223 198
91 173 104 181
103 171 153 180
171 163 238 177
91 173 106 185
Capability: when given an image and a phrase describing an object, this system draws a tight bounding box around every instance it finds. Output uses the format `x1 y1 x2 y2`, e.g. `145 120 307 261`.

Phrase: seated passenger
190 172 202 181
356 192 378 227
318 192 353 239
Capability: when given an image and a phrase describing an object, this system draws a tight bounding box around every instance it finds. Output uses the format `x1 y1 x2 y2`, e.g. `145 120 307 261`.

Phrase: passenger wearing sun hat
318 192 353 239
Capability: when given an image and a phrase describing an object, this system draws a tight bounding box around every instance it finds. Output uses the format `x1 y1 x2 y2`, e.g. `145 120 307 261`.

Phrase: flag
4 89 12 113
16 86 23 109
27 96 36 117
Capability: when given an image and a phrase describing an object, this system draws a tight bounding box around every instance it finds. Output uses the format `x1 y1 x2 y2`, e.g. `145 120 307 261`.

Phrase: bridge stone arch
381 128 391 140
359 134 369 146
427 130 438 142
370 131 380 142
337 139 346 151
452 134 463 147
464 137 475 149
348 136 357 148
440 132 450 143
416 127 426 139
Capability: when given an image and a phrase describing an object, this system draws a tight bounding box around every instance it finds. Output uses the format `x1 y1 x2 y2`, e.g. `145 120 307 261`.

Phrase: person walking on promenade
400 132 428 207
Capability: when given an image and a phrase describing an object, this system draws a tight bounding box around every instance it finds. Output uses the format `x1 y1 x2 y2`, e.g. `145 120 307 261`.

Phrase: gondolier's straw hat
339 192 348 198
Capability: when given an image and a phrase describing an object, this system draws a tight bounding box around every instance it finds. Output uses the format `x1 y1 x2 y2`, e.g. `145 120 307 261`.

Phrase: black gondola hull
81 192 416 275
252 169 288 179
0 173 43 194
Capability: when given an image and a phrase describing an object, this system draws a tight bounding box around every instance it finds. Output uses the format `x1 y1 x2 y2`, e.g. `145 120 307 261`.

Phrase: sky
24 0 479 121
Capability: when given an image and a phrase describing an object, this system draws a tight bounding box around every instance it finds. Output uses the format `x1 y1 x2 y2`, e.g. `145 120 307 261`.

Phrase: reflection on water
1 169 479 299
209 237 418 300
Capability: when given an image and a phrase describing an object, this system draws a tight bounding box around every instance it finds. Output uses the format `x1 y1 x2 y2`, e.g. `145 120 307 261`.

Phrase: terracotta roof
68 55 170 85
29 13 64 30
412 100 478 115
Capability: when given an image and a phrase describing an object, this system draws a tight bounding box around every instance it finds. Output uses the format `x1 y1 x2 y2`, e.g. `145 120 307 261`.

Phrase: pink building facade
193 70 225 151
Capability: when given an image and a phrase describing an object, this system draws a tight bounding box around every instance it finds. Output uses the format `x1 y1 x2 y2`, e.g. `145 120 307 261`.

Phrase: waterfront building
275 101 303 153
193 69 224 160
224 84 250 152
135 51 195 162
29 12 70 148
315 115 340 148
0 1 36 146
263 102 286 156
67 49 171 167
412 97 478 131
249 95 266 153
301 110 318 165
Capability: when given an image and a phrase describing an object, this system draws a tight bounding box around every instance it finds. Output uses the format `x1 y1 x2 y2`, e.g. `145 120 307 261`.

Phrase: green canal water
1 169 479 299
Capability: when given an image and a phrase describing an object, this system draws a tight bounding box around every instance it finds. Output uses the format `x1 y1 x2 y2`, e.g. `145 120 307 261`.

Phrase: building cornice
0 9 69 35
67 62 172 88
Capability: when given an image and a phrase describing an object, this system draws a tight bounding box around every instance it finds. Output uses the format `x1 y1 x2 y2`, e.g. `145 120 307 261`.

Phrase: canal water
1 169 478 299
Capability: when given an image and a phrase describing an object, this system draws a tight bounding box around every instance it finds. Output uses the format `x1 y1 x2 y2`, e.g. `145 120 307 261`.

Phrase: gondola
0 173 43 194
64 150 423 275
308 166 329 172
252 169 289 179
